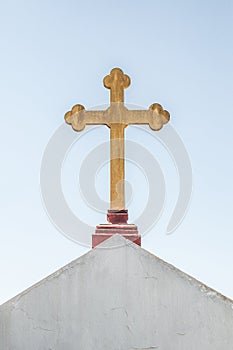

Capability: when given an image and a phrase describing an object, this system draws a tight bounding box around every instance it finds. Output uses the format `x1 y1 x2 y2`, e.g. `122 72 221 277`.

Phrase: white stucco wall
1 234 233 350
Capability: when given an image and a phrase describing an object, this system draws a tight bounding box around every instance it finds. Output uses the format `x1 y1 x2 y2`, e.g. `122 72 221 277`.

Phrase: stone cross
65 68 170 211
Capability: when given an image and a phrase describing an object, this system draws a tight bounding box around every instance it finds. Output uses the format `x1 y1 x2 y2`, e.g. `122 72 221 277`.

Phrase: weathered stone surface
1 235 233 349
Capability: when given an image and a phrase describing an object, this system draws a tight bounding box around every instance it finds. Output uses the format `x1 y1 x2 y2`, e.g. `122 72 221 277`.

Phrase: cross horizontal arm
65 103 170 131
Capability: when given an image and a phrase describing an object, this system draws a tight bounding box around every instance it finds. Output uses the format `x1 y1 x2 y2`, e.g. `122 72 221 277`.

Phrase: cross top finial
103 68 130 103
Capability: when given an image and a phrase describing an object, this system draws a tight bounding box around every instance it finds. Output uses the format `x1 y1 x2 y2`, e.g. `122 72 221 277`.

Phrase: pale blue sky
0 0 233 304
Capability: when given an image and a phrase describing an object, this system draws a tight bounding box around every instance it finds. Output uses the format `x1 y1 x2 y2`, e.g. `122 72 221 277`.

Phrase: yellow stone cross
65 68 170 211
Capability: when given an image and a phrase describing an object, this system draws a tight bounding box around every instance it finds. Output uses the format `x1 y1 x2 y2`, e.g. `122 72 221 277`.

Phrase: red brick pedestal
92 210 141 248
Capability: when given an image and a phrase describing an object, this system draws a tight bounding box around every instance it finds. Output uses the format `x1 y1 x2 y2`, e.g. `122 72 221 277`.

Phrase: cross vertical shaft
65 67 170 216
110 123 126 210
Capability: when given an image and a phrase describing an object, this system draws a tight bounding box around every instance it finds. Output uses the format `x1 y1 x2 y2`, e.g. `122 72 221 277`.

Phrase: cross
65 68 170 211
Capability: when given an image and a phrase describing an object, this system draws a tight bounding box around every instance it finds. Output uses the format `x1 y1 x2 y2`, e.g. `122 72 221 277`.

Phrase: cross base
92 210 141 248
